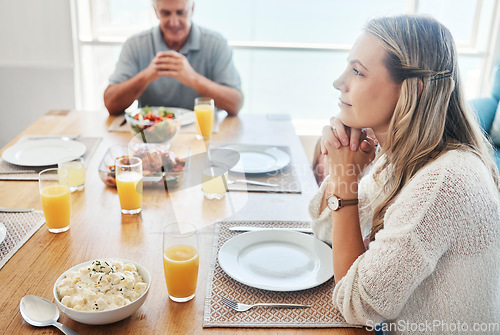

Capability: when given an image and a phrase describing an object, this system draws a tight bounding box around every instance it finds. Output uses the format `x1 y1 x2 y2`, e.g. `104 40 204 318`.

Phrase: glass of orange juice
58 157 85 192
202 165 228 200
39 168 71 233
163 222 199 302
194 97 214 140
115 156 143 215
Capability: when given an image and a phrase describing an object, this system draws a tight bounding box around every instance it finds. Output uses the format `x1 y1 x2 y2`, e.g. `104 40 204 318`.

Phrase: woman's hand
321 117 377 155
320 117 377 182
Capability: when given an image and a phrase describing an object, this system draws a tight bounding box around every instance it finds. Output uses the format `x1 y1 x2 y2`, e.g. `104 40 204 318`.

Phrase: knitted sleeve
308 171 380 245
308 175 334 244
332 152 498 324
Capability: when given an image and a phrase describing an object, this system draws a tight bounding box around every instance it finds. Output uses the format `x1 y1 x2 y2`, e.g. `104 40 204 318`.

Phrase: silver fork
221 296 310 312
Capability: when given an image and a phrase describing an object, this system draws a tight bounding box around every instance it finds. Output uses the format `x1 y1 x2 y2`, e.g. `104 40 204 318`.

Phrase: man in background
104 0 242 116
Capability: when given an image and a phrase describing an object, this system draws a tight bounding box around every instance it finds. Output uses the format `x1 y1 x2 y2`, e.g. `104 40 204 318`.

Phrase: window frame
70 0 500 111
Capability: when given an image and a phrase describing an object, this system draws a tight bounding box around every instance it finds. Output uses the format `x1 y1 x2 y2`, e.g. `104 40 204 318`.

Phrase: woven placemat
203 220 354 328
209 144 302 194
0 211 45 270
0 136 102 181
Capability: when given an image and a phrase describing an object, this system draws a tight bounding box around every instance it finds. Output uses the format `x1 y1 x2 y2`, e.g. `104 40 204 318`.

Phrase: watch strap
340 198 359 207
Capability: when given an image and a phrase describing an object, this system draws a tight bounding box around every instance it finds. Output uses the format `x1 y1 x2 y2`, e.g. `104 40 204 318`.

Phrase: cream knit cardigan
309 150 500 333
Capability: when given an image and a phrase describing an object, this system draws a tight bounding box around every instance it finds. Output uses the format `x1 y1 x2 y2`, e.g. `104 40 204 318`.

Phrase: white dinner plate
161 107 195 126
1 139 86 167
177 109 196 126
0 222 6 245
221 144 290 174
218 230 333 291
129 107 195 126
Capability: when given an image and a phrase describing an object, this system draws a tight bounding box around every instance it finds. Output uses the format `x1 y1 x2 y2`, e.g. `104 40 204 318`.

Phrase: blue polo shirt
109 24 241 110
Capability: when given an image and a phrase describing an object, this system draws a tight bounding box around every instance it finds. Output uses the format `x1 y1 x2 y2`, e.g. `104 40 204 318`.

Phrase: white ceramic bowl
53 258 151 325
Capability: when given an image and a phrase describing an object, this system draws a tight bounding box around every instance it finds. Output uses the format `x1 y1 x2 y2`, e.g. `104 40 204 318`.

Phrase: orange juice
40 184 70 231
59 160 85 191
163 245 199 300
202 166 228 199
116 171 143 212
194 104 214 138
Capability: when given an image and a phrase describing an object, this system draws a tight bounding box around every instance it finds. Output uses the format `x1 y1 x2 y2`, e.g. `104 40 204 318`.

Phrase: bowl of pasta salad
53 258 151 325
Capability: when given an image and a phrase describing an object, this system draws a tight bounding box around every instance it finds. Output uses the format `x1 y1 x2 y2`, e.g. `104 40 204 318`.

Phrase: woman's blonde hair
366 15 500 241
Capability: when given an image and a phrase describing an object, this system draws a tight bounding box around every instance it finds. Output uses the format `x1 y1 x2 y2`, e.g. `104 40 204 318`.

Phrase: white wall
0 0 75 147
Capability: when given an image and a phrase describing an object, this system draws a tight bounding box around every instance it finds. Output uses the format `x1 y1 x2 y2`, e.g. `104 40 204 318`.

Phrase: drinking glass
201 165 228 200
58 157 85 192
163 222 199 302
39 168 71 233
194 97 214 140
115 156 143 214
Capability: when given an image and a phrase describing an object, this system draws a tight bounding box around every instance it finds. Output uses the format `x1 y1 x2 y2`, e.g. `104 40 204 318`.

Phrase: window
72 0 499 122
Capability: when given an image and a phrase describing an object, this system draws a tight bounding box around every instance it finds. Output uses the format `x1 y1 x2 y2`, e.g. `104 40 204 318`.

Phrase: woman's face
333 32 402 138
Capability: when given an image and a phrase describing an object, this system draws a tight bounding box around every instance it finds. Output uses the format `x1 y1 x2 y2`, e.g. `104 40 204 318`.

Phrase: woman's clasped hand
320 118 377 182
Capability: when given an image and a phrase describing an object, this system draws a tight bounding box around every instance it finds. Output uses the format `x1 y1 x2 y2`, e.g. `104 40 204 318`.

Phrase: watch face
327 196 339 211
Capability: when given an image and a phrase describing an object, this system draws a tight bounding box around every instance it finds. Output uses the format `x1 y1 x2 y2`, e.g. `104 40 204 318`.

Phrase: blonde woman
309 15 500 332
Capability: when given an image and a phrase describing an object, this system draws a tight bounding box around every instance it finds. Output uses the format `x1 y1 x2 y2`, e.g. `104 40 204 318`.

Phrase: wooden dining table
0 110 373 334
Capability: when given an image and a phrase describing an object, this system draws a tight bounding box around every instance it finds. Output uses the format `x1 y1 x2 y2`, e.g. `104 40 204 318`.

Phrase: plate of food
98 144 190 189
143 107 195 127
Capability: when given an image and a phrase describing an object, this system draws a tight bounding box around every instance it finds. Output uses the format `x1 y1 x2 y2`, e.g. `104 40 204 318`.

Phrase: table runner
0 211 45 270
0 136 102 181
209 144 302 194
203 220 355 328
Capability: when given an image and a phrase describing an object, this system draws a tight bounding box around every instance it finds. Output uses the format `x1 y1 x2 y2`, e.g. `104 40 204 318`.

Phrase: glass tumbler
39 168 71 233
115 156 143 214
201 165 228 200
163 222 199 302
58 157 85 192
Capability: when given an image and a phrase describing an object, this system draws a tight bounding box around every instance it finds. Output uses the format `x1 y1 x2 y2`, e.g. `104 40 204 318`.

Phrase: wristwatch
327 195 359 211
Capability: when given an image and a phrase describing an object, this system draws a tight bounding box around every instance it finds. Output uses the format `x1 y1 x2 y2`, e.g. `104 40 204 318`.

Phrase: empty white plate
221 144 290 174
218 230 333 291
1 139 86 167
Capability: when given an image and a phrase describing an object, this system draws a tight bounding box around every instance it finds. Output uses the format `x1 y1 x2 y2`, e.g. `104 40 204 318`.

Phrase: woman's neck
373 129 387 148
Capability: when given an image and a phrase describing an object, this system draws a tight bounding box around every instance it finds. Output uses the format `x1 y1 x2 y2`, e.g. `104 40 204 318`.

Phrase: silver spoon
20 295 78 335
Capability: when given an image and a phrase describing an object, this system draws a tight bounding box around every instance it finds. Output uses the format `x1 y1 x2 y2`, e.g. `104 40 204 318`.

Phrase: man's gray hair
151 0 194 8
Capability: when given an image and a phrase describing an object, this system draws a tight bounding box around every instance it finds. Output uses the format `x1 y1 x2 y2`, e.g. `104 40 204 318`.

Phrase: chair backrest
491 63 500 102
